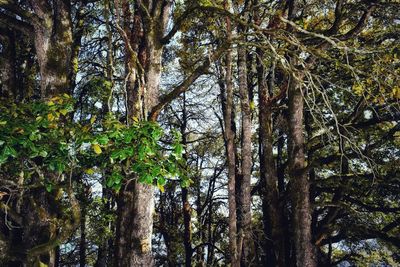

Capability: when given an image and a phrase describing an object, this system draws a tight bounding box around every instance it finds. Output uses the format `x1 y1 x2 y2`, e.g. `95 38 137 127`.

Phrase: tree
1 0 399 266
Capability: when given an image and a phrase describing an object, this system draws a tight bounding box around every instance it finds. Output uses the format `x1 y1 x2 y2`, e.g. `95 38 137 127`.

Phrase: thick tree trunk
116 182 155 266
115 1 169 262
259 101 286 267
3 2 75 265
0 29 17 99
287 78 317 267
257 54 286 267
23 192 55 266
30 0 73 96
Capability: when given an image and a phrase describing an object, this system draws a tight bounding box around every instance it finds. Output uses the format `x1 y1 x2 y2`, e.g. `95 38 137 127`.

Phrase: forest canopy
0 0 399 266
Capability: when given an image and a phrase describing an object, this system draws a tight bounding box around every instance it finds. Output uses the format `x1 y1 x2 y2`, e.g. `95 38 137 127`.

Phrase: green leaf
39 150 48 157
106 172 123 189
106 177 114 188
59 109 68 116
151 166 161 177
56 162 65 173
97 135 109 145
4 146 17 158
157 177 166 186
174 144 184 156
45 183 53 192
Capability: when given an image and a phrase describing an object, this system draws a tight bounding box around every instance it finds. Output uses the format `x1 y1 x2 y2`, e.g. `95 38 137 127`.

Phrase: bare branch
149 42 230 121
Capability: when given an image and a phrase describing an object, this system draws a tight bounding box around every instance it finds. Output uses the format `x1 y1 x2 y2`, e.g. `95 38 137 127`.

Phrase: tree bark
0 29 17 99
287 77 317 267
180 93 193 267
79 205 86 267
114 1 170 265
257 60 286 267
221 5 239 266
29 0 73 96
237 43 253 265
0 1 76 265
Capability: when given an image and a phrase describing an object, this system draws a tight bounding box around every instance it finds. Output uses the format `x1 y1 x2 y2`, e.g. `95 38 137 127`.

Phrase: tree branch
338 3 378 41
0 0 40 24
0 13 34 35
149 42 230 121
159 5 199 45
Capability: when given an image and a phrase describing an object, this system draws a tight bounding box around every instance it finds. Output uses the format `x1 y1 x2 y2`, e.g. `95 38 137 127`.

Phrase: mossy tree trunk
114 1 170 266
0 1 76 266
30 0 73 96
0 28 17 99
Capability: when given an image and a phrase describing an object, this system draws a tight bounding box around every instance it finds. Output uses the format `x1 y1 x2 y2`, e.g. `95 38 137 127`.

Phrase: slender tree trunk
222 7 239 266
180 93 193 267
54 246 60 267
182 187 192 266
237 43 253 265
287 77 317 267
79 205 86 267
195 173 206 267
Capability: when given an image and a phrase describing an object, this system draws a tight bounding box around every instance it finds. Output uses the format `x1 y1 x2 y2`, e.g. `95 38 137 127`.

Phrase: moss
71 56 79 74
45 45 68 76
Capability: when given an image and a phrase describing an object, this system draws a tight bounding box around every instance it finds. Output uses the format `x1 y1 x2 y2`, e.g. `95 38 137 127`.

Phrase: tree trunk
222 7 239 266
79 205 86 267
114 2 169 265
2 2 75 265
180 93 193 267
95 188 112 267
237 42 253 265
257 54 286 267
0 29 17 99
287 77 317 267
30 0 73 96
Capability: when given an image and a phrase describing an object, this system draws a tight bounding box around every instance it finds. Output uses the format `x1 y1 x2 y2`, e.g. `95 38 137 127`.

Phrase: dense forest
0 0 399 266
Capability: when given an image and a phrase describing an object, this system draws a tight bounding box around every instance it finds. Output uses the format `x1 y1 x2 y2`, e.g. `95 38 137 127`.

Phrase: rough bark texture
25 2 73 265
114 1 170 265
115 43 160 264
0 1 76 265
258 68 286 266
22 193 54 266
222 8 239 267
237 44 253 265
0 29 16 99
30 0 73 96
116 182 155 266
287 78 317 267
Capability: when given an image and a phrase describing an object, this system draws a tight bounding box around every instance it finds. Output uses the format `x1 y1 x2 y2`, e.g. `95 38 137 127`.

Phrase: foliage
0 94 187 192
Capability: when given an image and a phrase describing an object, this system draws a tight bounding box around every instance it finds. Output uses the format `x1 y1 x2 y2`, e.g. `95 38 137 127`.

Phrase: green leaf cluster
0 95 187 192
